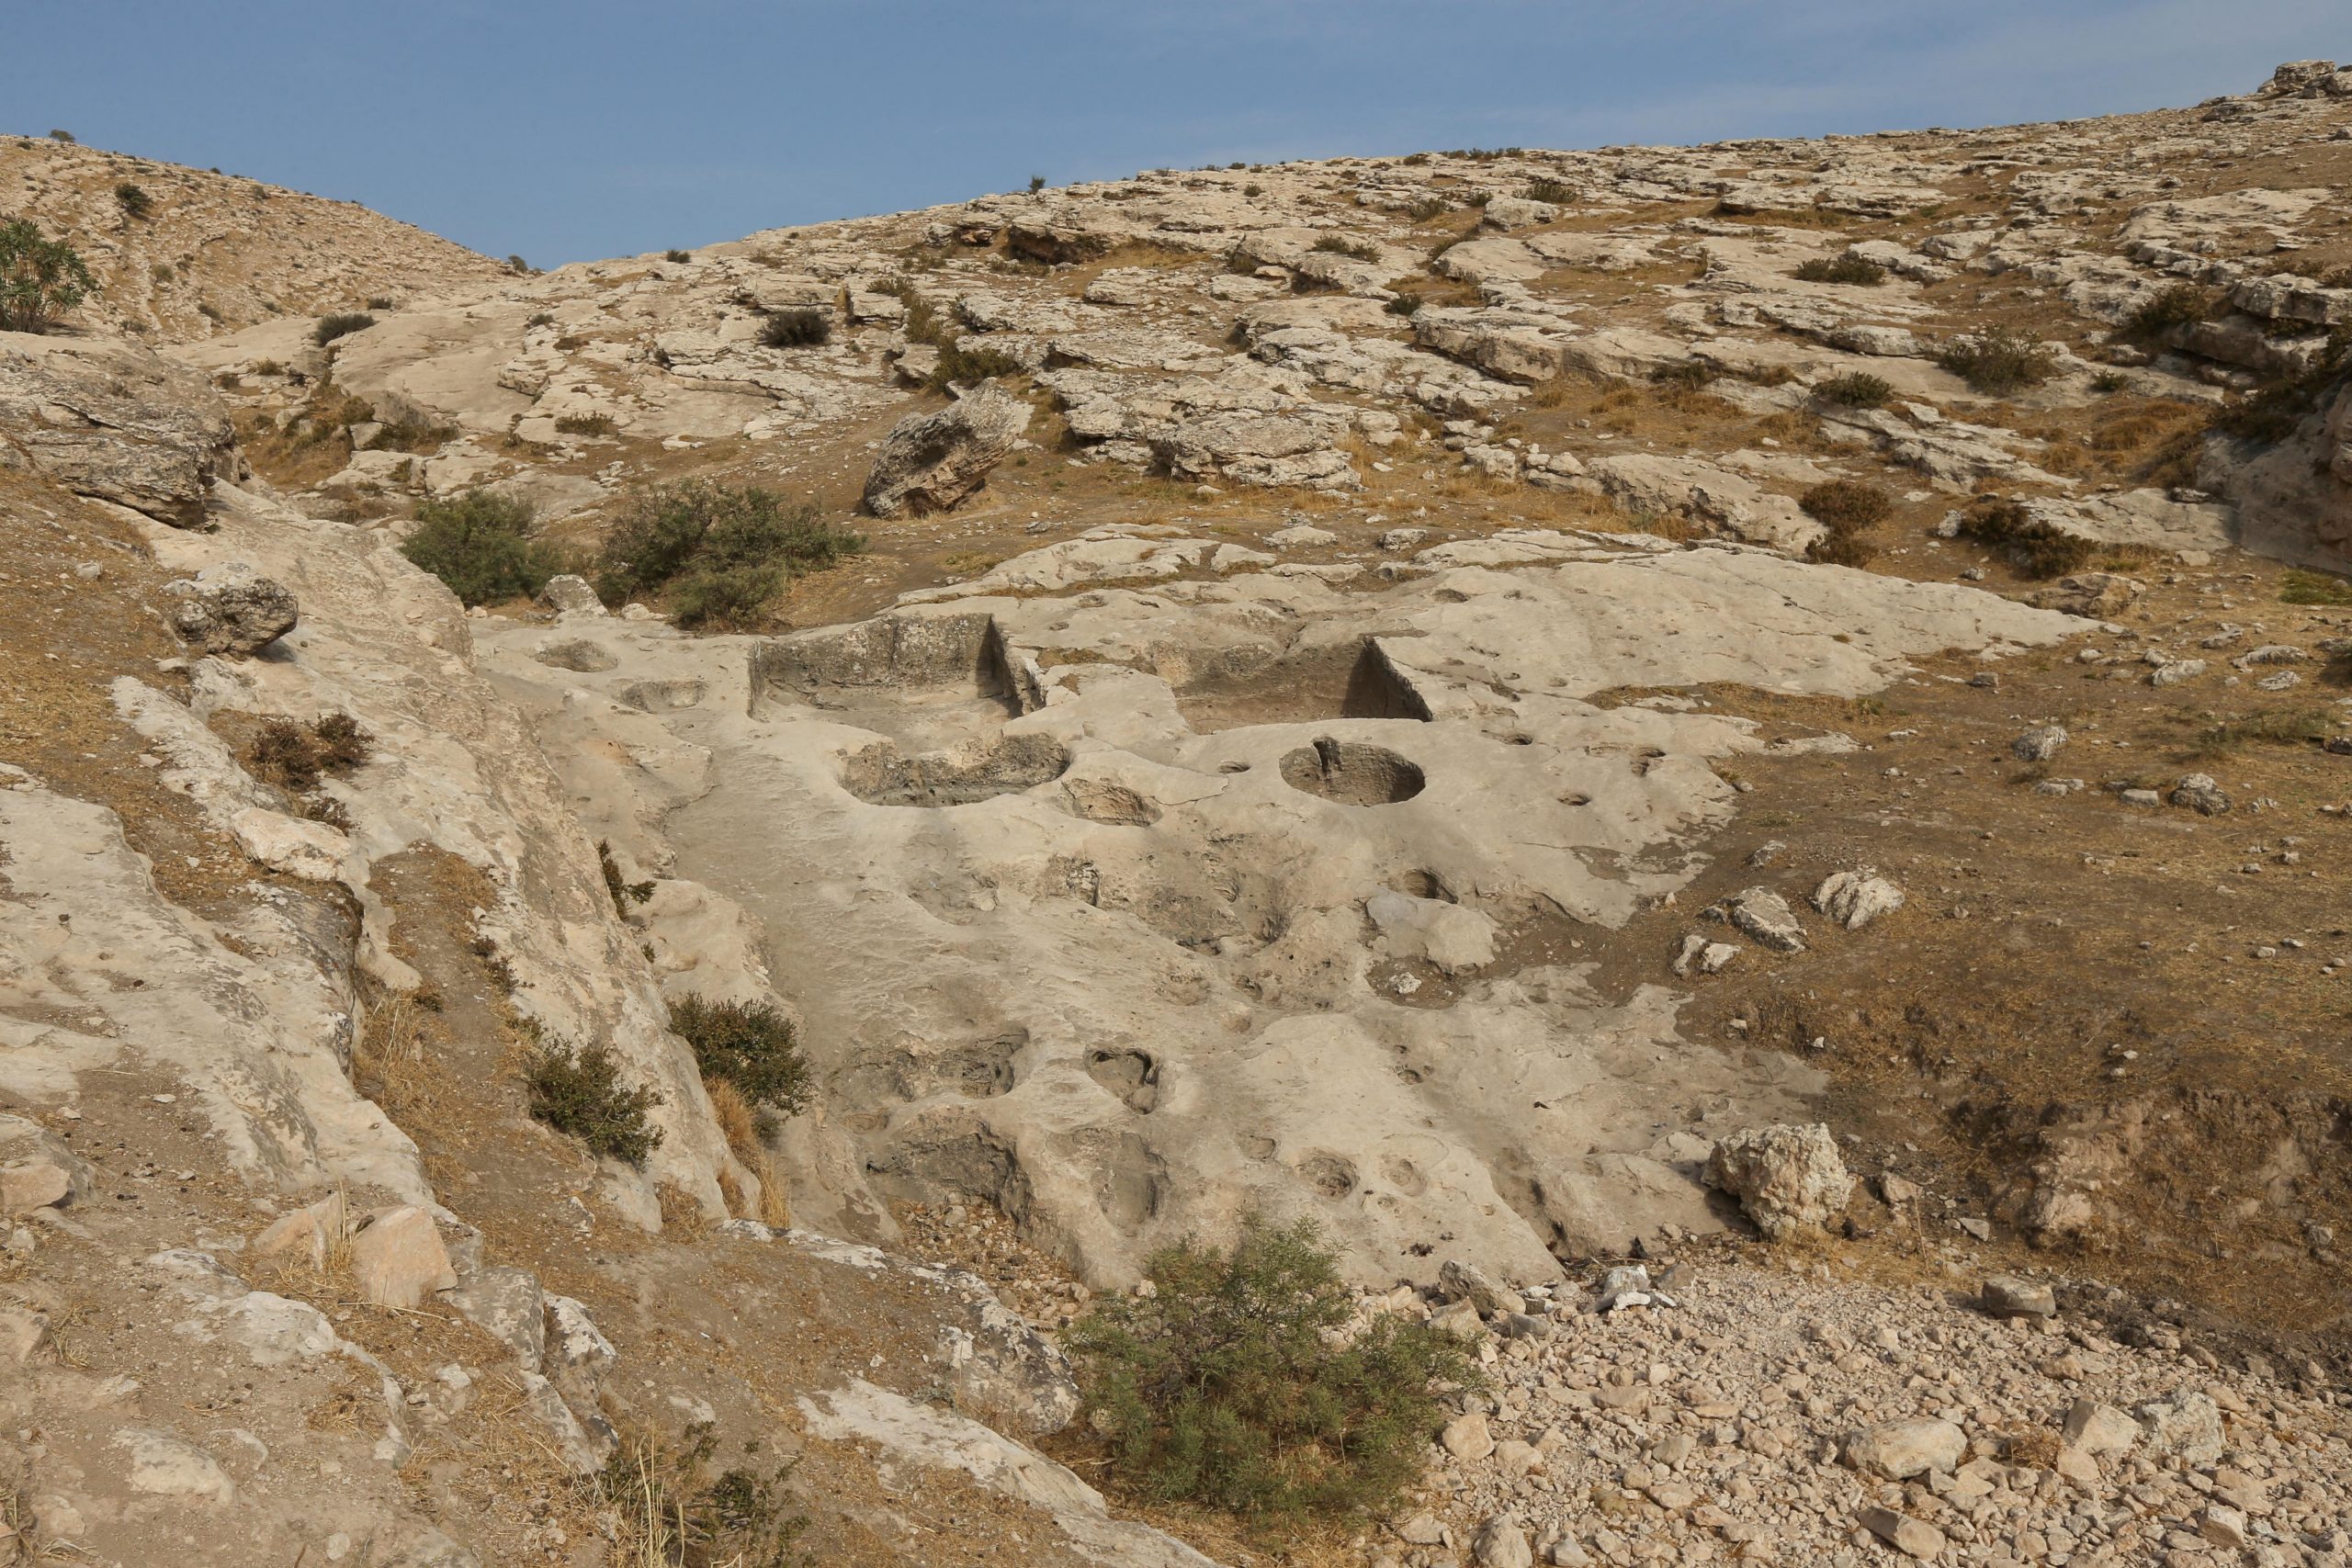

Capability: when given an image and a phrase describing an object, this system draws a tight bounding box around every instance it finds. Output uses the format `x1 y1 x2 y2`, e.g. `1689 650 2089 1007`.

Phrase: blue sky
7 2 2342 265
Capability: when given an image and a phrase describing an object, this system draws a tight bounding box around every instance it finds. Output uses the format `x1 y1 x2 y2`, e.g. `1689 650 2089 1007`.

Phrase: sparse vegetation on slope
594 480 862 628
0 218 96 332
523 1035 664 1168
313 310 376 345
399 490 565 605
1069 1215 1477 1525
1793 253 1883 286
667 995 809 1119
1937 328 2059 394
757 307 831 348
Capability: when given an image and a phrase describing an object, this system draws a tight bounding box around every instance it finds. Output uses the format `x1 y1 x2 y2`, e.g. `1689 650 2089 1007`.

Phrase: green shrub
555 411 618 436
927 340 1024 389
2279 568 2352 606
758 307 831 348
1311 235 1381 263
1815 371 1894 409
0 218 96 333
663 247 692 264
506 254 531 274
2089 369 2131 393
1407 196 1449 222
1936 328 2059 394
1521 178 1573 205
1800 479 1893 532
1957 496 2096 579
523 1037 664 1168
114 181 153 219
1027 175 1046 194
1793 253 1883 286
668 995 808 1116
2123 283 2213 341
47 129 74 143
1068 1215 1478 1524
1385 293 1424 317
1243 183 1264 198
594 480 864 628
1799 479 1892 568
399 490 564 605
366 294 393 310
313 311 375 345
598 840 654 916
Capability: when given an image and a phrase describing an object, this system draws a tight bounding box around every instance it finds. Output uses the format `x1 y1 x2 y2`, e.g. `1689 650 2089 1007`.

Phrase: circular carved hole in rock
1278 737 1426 806
1295 1149 1359 1200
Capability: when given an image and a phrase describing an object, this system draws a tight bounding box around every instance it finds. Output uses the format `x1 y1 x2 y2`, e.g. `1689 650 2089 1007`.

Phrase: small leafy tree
398 490 565 605
0 219 96 333
115 182 153 219
594 480 862 628
1069 1216 1479 1523
523 1036 664 1168
668 995 808 1116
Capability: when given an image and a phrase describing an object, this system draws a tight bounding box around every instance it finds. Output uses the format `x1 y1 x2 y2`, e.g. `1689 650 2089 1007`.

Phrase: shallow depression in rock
839 733 1072 807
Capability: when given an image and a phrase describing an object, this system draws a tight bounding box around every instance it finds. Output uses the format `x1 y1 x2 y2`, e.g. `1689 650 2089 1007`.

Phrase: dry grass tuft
655 1180 710 1241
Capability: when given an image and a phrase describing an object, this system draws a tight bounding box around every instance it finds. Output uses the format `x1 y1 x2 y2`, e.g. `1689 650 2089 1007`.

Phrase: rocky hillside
1 57 2349 1568
2 132 512 342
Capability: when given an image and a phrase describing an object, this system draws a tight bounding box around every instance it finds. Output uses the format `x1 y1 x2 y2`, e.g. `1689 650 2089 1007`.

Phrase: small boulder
1844 1417 1967 1480
1440 1258 1525 1316
539 573 605 615
1811 868 1904 930
349 1205 457 1309
252 1190 349 1271
1441 1410 1495 1461
2011 724 2068 761
0 1157 74 1216
2135 1387 2225 1463
1858 1506 1945 1560
1982 1274 2056 1317
863 382 1032 518
2062 1396 2140 1457
2169 773 2231 815
161 563 298 656
1725 887 1806 953
1473 1513 1533 1568
1704 1123 1853 1239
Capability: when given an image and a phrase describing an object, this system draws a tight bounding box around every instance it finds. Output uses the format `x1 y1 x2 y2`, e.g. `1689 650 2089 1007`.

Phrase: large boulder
1704 1123 1854 1239
0 332 241 527
863 384 1032 518
162 562 299 655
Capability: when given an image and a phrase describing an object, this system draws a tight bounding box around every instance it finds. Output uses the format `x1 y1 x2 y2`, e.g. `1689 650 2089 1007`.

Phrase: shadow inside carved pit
531 638 616 672
616 677 705 712
840 733 1070 807
1294 1149 1359 1199
836 1029 1025 1108
1084 1047 1159 1113
1058 776 1161 826
1172 637 1433 731
1279 736 1427 806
